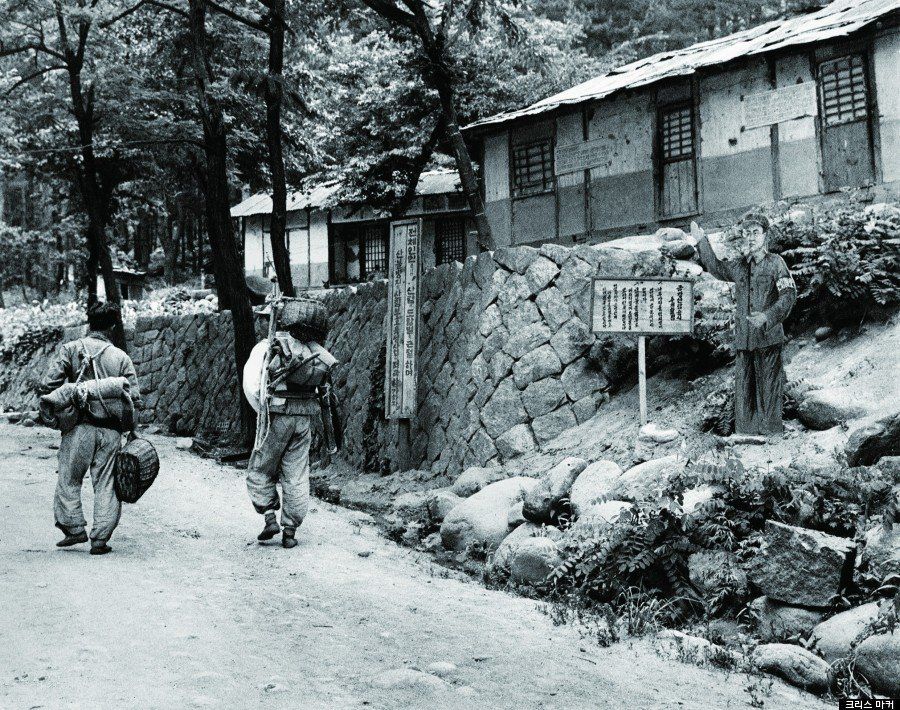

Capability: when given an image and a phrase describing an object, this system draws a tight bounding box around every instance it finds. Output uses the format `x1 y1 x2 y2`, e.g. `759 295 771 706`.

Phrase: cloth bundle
40 376 134 433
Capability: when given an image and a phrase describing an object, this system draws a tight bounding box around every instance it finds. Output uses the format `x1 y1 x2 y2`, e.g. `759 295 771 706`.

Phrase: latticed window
362 225 388 276
435 218 466 265
660 106 694 161
512 140 554 198
819 54 869 127
657 103 698 218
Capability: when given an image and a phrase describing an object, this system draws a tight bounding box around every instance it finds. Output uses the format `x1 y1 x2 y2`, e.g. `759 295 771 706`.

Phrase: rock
507 501 526 528
559 359 608 402
371 668 448 691
509 536 562 586
814 326 833 342
175 437 193 450
745 520 855 607
682 484 722 514
392 491 431 523
480 379 528 438
495 424 538 459
810 602 881 662
549 318 593 365
531 406 577 445
524 256 559 294
494 245 538 274
421 532 443 553
535 287 573 330
512 346 562 390
440 477 538 553
863 523 900 575
664 240 696 259
846 412 900 466
656 630 740 667
727 434 767 445
688 551 747 597
451 466 505 498
488 522 561 580
503 322 551 360
797 388 867 430
426 489 464 524
21 418 35 427
655 227 687 242
569 460 623 516
424 662 457 678
569 500 632 536
607 455 682 502
749 597 825 643
638 422 680 444
521 377 567 418
854 630 900 697
522 456 588 524
751 643 831 694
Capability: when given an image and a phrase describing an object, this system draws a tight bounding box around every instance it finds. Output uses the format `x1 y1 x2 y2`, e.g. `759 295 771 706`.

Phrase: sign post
590 277 694 427
385 218 422 470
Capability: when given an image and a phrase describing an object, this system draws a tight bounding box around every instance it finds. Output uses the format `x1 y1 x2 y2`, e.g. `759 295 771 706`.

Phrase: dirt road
0 423 828 710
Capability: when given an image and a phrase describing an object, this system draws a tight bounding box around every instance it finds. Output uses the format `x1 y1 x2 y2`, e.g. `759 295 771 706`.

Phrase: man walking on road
665 212 796 436
245 300 336 549
41 303 141 555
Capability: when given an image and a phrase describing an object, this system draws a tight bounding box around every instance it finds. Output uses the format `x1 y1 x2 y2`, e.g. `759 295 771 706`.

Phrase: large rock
751 643 831 694
854 630 900 697
797 388 867 430
509 536 562 586
481 379 527 438
810 602 881 662
495 424 538 459
607 455 683 502
568 500 632 536
749 597 825 643
745 521 855 607
846 412 900 466
426 489 464 524
512 346 562 389
451 466 505 498
488 523 562 583
440 477 538 553
569 460 623 516
863 523 900 576
392 491 432 523
521 378 567 418
522 456 588 524
531 406 577 445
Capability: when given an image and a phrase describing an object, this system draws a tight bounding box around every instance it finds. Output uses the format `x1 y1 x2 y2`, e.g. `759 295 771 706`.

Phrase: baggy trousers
735 345 785 436
55 424 122 542
246 414 311 530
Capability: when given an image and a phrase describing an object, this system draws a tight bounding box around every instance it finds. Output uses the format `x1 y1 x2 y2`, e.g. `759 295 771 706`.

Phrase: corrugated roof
465 0 898 133
230 169 462 217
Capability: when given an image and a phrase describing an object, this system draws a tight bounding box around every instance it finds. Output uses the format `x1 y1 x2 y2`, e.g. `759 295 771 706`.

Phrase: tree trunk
188 0 257 443
159 208 178 284
264 1 295 297
392 112 446 218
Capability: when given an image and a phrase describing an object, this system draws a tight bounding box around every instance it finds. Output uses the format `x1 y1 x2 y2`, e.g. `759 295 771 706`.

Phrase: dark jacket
696 236 796 351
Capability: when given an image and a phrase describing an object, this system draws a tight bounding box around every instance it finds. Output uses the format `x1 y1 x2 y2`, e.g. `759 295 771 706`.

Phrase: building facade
466 0 899 246
231 170 476 289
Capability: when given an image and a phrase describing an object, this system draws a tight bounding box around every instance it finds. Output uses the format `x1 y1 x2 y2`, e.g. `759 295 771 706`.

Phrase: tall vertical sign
385 219 421 420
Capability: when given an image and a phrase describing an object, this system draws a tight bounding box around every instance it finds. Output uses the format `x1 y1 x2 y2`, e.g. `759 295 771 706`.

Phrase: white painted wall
874 28 900 184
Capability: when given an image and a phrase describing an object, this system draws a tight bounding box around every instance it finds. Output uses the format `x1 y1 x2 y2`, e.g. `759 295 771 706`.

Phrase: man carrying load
243 297 338 549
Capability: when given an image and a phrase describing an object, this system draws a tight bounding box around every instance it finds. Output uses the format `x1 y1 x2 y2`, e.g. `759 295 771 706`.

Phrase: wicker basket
278 297 328 337
114 435 160 503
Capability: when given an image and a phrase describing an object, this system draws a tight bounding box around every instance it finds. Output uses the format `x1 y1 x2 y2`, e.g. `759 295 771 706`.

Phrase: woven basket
278 297 328 337
114 436 160 504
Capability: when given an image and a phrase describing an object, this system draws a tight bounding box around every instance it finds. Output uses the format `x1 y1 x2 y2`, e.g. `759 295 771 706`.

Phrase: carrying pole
638 335 648 427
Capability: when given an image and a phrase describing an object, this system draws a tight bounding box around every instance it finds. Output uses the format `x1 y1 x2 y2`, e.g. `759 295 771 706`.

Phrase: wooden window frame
360 223 388 278
510 138 555 200
654 100 700 220
435 217 467 266
817 53 870 128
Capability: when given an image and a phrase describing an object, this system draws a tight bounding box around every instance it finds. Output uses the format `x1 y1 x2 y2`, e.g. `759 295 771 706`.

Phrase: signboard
554 138 613 176
591 277 694 336
384 219 421 419
743 83 817 129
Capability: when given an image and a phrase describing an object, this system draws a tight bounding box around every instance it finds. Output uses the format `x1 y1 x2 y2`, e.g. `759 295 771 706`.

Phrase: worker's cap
738 211 770 232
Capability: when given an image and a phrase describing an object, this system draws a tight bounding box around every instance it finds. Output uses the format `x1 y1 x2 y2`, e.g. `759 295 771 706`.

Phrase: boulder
440 477 538 553
656 630 740 667
655 227 687 242
569 500 632 536
749 597 825 643
751 643 831 694
607 455 683 502
392 491 431 523
638 422 680 444
520 375 566 417
688 551 747 597
814 326 833 342
426 489 464 524
745 521 855 607
531 406 577 445
509 536 562 586
663 240 696 260
810 602 881 662
488 523 562 582
569 460 623 516
495 424 538 459
854 630 900 697
863 524 900 576
682 484 722 514
451 466 505 498
512 346 562 389
507 501 526 528
797 388 867 430
845 412 900 466
480 379 528 438
522 456 588 524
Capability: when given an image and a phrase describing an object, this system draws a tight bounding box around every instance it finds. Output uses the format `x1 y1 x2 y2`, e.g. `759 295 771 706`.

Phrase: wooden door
818 53 875 192
657 104 698 218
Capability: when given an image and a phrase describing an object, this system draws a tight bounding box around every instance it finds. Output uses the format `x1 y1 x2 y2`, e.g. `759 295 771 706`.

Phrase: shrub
771 200 900 327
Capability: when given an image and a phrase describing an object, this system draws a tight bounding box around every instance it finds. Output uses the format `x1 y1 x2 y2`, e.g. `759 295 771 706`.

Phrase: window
512 139 554 198
423 194 445 212
657 103 698 218
361 224 388 276
435 218 466 265
819 54 868 127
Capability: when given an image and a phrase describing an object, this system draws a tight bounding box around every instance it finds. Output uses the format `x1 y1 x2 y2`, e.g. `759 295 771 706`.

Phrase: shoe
90 543 112 555
257 513 281 541
57 531 88 547
282 529 298 549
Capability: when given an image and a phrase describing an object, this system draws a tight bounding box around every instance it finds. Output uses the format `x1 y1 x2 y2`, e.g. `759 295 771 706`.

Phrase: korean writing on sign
385 219 421 419
554 138 612 176
590 278 694 335
743 82 817 129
